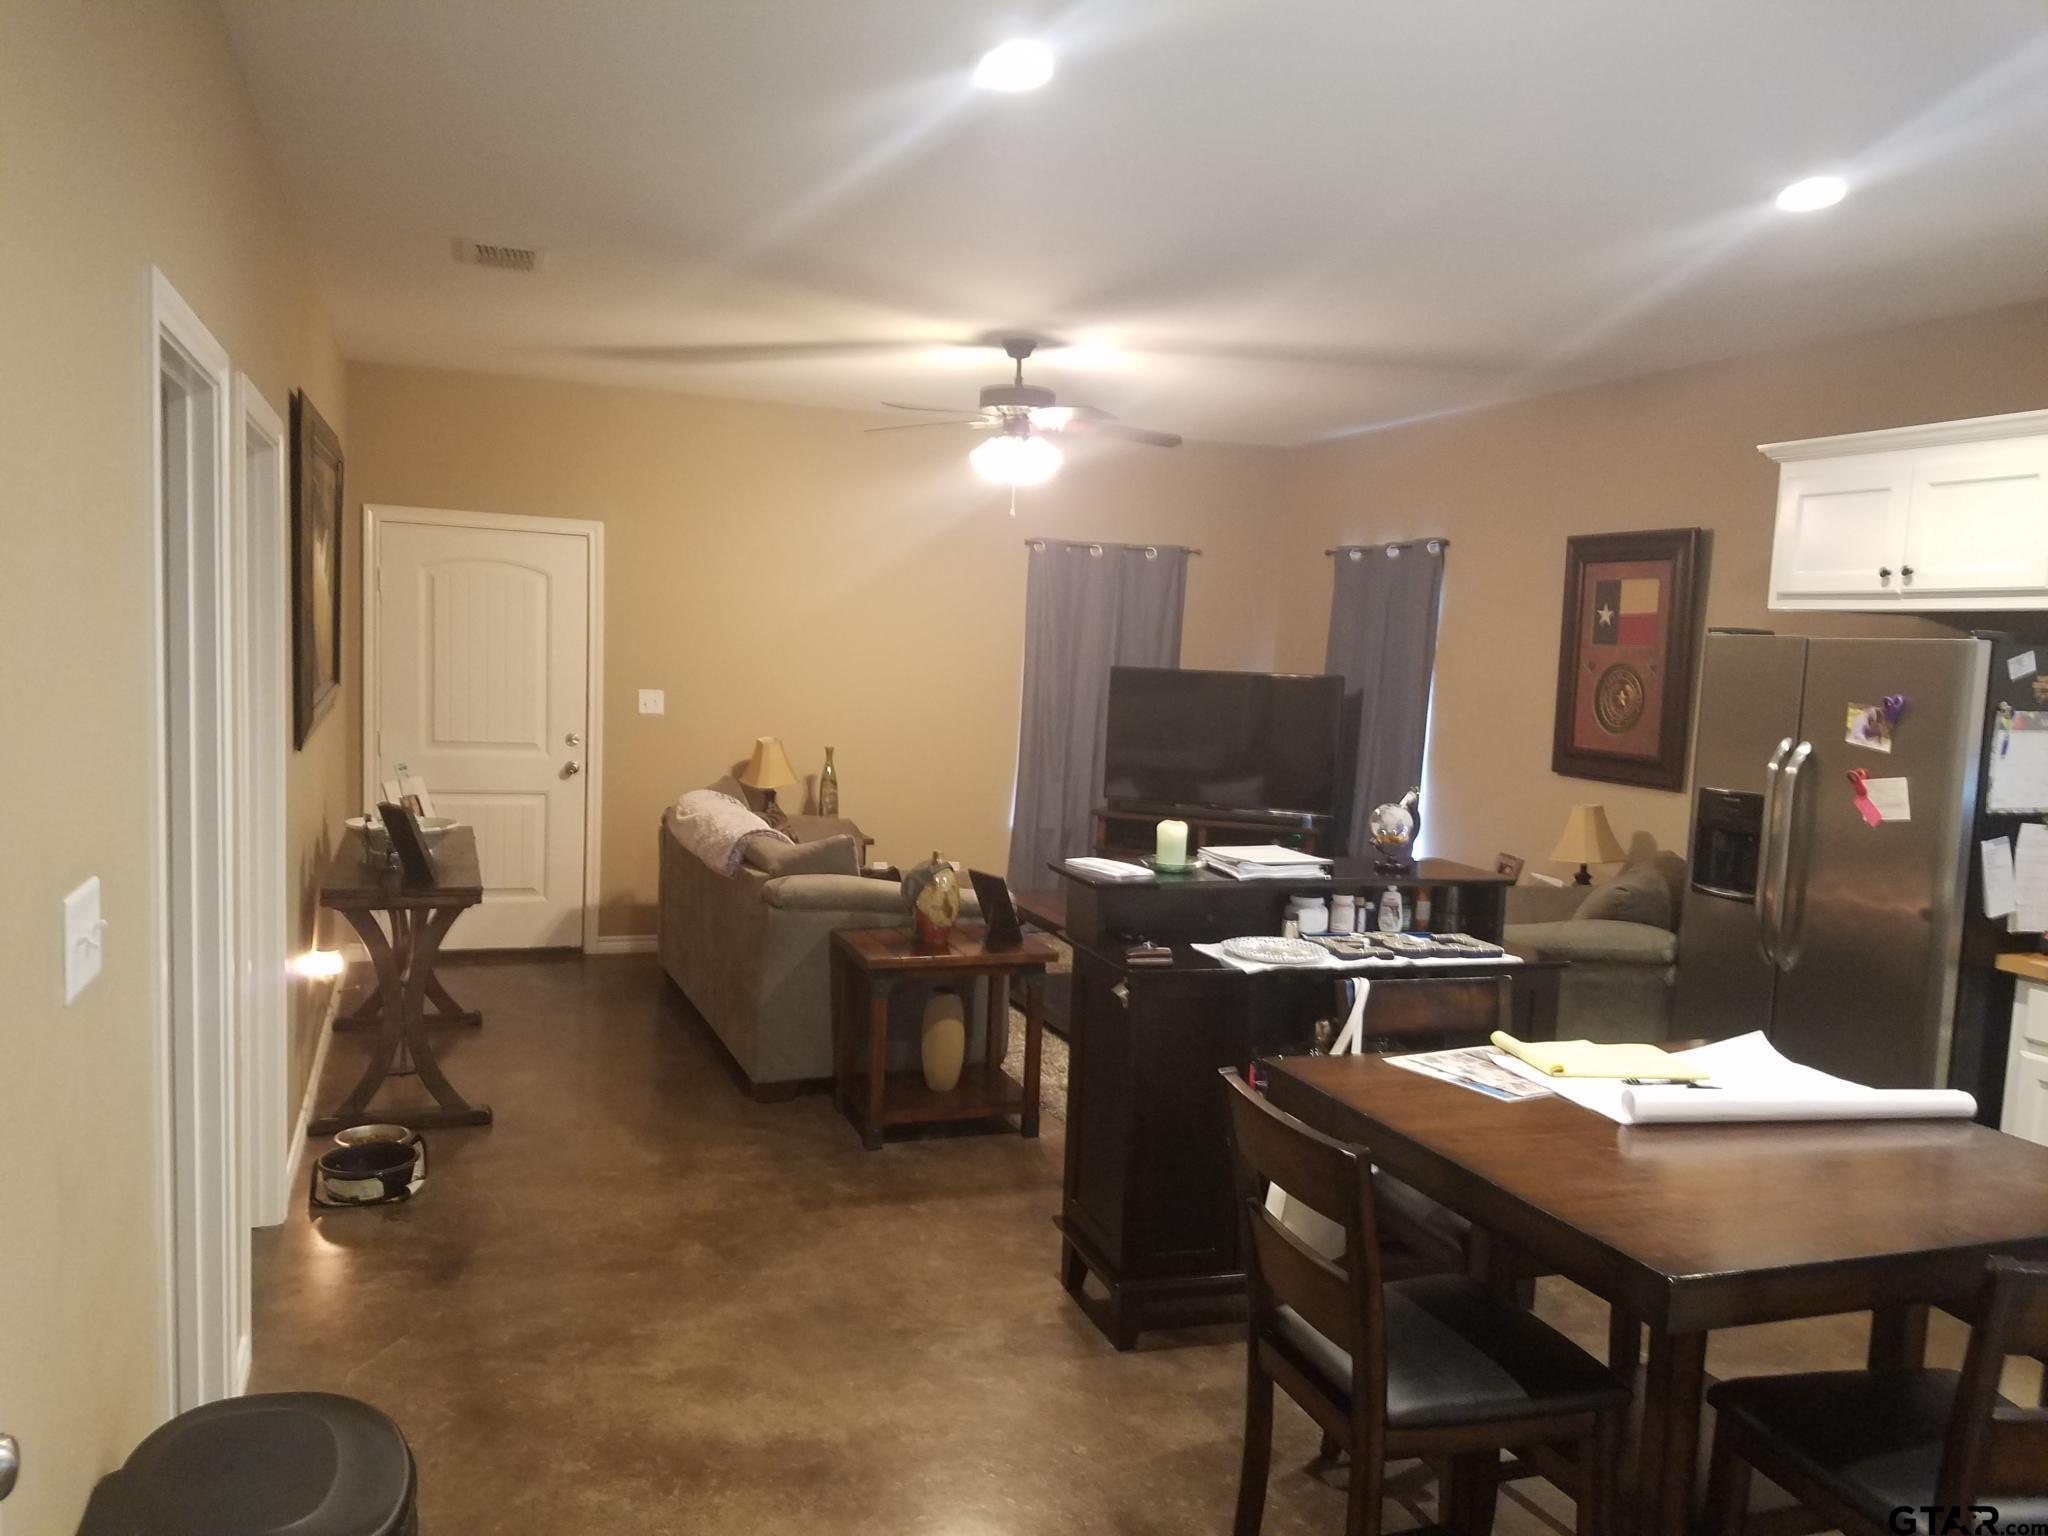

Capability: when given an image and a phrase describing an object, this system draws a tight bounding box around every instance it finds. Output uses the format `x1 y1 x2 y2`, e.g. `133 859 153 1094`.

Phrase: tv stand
1092 802 1336 860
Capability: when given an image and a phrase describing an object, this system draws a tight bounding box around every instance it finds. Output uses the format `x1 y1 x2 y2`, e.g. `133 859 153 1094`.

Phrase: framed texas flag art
1550 528 1706 791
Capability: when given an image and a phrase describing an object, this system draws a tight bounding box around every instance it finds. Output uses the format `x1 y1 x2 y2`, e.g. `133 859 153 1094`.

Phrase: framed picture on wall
291 390 344 749
1550 527 1706 791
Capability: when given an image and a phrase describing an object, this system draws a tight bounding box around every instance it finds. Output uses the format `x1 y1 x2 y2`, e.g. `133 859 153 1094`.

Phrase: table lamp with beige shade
738 736 798 831
1551 803 1624 886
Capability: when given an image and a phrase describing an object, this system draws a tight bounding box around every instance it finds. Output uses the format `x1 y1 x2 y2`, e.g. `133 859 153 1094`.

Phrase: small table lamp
1551 803 1624 885
738 736 798 831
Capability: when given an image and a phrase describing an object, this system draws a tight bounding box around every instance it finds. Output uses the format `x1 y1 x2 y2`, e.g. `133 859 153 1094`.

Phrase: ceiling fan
866 336 1182 490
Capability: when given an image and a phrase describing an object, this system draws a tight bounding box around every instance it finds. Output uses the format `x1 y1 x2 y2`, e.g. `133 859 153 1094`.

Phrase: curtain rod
1324 538 1448 557
1023 539 1202 556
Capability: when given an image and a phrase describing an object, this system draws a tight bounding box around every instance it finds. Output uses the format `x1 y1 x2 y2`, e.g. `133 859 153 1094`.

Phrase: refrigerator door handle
1772 740 1814 971
1757 737 1793 965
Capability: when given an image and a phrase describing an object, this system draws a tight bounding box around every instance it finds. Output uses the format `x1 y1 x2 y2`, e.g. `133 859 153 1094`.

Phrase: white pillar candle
1156 819 1189 865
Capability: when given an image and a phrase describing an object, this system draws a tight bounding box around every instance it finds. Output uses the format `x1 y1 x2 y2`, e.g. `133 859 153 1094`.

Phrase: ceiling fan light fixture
973 39 1054 93
971 431 1062 486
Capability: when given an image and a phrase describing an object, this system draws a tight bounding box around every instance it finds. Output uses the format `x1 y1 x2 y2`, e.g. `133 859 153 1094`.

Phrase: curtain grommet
1348 549 1363 562
1386 545 1401 559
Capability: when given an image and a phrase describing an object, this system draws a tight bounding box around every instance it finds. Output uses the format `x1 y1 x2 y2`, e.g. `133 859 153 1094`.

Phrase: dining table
1263 1052 2048 1534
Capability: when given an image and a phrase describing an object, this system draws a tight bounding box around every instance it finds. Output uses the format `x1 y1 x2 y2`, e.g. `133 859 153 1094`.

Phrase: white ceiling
221 1 2048 447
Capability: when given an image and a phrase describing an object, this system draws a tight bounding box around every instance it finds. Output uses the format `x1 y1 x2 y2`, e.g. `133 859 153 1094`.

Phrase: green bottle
818 746 840 817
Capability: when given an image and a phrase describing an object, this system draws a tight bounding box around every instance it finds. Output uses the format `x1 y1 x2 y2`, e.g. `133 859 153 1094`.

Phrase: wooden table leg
393 905 492 1127
1868 1302 1929 1371
1636 1328 1708 1536
424 967 483 1027
1021 971 1043 1139
863 980 888 1151
310 909 406 1133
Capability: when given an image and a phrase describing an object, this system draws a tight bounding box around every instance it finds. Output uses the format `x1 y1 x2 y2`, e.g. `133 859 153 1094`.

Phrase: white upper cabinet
1763 409 2048 611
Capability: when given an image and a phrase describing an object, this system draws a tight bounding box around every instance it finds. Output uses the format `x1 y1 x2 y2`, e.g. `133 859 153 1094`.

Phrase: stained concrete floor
255 955 2039 1534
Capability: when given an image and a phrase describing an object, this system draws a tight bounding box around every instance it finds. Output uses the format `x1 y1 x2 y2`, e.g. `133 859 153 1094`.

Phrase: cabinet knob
1900 565 1914 581
1877 566 1892 581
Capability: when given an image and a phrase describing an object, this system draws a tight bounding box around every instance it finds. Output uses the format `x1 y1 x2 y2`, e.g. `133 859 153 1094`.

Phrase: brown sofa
656 800 982 1098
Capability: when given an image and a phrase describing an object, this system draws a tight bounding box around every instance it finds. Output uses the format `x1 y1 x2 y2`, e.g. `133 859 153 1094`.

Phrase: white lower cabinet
2002 977 2048 1146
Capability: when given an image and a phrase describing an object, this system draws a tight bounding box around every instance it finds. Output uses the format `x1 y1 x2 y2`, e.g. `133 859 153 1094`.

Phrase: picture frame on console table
1550 527 1705 792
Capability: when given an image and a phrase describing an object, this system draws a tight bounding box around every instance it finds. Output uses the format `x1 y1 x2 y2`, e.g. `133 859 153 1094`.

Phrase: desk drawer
2003 1046 2048 1147
2020 979 2048 1053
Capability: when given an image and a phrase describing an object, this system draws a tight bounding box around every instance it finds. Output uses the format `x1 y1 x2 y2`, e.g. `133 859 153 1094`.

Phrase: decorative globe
1368 800 1416 849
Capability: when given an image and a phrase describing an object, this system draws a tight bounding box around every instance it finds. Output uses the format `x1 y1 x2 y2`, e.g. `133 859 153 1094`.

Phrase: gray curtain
1325 539 1447 857
1007 541 1189 889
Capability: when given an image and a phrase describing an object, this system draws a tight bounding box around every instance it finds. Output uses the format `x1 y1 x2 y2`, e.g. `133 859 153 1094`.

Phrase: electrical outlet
638 689 665 715
63 876 104 1003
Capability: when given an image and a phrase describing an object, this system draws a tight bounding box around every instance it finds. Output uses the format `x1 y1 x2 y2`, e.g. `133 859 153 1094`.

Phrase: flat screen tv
1103 667 1344 818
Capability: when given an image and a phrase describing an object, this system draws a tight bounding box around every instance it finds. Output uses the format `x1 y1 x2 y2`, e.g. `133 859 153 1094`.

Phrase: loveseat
656 790 980 1098
1501 852 1684 1043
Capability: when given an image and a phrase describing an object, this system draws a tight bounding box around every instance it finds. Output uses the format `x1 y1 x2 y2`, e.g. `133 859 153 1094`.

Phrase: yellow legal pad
1488 1032 1710 1081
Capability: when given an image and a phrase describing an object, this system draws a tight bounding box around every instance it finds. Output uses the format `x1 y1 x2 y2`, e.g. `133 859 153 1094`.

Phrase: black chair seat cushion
100 1392 415 1536
1709 1369 2048 1531
1273 1273 1629 1430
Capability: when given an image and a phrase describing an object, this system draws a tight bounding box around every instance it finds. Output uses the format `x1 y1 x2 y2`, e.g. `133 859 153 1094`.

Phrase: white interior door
373 514 592 948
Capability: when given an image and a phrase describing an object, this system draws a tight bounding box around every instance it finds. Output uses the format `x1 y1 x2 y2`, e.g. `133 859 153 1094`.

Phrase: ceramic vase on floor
921 989 965 1092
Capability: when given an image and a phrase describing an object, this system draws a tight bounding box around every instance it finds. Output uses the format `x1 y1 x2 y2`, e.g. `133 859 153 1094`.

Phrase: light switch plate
63 875 103 1003
638 689 665 715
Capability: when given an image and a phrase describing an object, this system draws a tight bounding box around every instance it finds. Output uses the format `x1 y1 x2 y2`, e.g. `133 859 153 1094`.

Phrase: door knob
562 761 582 777
1 1432 19 1500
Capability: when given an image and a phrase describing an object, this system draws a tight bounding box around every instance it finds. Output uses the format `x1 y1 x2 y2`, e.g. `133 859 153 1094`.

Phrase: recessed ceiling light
1775 175 1847 213
974 39 1054 93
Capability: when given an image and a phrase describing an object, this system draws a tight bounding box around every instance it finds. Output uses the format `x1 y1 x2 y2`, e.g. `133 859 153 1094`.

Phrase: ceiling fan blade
863 419 985 433
1064 419 1183 448
882 401 978 414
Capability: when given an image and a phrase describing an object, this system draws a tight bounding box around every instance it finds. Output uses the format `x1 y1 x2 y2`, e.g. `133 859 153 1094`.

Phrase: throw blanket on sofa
671 789 789 876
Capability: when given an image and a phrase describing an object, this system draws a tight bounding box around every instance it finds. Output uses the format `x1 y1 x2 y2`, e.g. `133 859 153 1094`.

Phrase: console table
1051 857 1553 1347
310 827 491 1134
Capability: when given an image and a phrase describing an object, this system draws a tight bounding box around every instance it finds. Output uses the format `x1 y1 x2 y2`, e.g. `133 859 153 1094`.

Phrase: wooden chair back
1219 1070 1384 1418
1941 1257 2048 1506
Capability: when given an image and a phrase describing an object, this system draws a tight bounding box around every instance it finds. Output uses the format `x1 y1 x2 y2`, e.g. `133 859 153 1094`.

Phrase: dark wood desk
829 925 1055 1150
312 827 491 1134
1264 1053 2048 1534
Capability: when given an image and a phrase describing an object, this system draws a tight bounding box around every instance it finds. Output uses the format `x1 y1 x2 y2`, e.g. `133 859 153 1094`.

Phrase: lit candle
1156 818 1189 866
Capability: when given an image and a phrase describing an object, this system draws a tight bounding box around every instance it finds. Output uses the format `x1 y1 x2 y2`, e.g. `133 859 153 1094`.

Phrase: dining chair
1220 1069 1630 1536
1702 1256 2048 1535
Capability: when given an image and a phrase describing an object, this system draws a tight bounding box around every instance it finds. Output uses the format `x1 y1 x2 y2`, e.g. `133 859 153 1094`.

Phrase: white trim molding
283 968 348 1201
148 267 242 1415
361 505 608 954
1760 407 2048 463
586 934 657 956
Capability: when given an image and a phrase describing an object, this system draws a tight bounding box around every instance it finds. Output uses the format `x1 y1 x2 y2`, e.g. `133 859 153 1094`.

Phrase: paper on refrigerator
2015 822 2048 934
1981 836 2017 920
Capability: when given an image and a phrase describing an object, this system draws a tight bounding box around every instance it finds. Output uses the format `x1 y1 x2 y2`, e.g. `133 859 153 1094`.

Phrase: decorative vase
903 851 960 948
818 746 839 817
920 989 966 1093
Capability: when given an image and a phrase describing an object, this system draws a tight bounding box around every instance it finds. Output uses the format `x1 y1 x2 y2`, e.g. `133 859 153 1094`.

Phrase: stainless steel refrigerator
1672 631 2005 1099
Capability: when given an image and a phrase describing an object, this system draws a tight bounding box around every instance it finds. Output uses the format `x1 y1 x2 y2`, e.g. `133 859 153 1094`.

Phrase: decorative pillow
743 833 860 878
1575 863 1672 929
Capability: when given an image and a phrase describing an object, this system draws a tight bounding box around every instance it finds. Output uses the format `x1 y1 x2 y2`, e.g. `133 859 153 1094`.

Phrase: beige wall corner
0 4 348 1529
1280 299 2048 876
344 363 1295 932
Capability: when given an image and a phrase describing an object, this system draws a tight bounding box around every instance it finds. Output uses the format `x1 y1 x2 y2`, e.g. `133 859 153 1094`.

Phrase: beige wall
345 363 1295 934
0 4 351 1529
1280 299 2048 878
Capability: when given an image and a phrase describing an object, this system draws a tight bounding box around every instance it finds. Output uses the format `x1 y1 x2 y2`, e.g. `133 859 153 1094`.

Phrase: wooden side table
829 924 1055 1151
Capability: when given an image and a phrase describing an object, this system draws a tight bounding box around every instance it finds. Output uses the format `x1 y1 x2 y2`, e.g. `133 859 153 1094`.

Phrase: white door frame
361 504 607 953
233 378 291 1234
148 268 243 1410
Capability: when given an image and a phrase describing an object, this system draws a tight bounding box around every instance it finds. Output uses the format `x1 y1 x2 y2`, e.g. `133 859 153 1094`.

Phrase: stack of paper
1490 1034 1708 1081
1063 856 1154 881
1198 844 1333 880
1494 1031 1977 1126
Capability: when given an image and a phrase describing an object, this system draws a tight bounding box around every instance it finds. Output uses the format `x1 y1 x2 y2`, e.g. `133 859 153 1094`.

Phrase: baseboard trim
283 971 346 1199
586 934 657 956
235 1330 253 1395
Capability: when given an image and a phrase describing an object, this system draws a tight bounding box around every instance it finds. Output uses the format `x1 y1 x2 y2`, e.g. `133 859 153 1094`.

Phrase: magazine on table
1386 1045 1553 1102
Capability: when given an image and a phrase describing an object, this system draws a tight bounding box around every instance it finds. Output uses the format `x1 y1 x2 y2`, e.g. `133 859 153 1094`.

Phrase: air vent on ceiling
453 238 546 273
